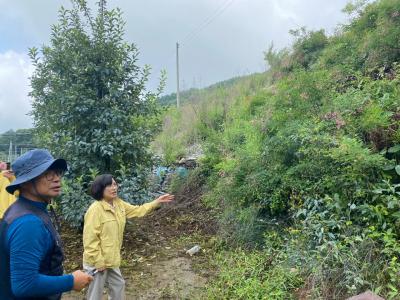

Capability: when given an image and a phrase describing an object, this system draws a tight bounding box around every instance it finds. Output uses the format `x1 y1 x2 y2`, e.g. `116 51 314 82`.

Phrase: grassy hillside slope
155 0 400 298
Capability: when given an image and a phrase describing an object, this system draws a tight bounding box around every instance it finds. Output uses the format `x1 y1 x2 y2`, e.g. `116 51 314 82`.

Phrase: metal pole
176 42 180 108
8 141 12 162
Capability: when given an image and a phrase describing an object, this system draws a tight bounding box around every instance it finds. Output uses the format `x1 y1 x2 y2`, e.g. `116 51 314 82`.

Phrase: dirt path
61 182 216 299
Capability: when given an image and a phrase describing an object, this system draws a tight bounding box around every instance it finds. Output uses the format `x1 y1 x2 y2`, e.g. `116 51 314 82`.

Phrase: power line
181 0 233 44
158 0 237 64
182 0 236 45
154 0 237 94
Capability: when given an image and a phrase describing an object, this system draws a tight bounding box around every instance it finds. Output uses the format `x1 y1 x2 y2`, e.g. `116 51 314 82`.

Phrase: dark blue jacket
0 197 73 300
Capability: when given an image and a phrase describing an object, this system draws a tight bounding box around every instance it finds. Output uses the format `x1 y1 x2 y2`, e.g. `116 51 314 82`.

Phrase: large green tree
29 0 165 177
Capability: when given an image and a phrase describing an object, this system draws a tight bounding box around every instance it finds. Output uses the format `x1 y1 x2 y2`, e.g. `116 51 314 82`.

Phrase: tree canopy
29 0 165 176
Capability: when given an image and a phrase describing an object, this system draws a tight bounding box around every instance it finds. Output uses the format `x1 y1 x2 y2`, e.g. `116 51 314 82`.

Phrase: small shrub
204 248 303 300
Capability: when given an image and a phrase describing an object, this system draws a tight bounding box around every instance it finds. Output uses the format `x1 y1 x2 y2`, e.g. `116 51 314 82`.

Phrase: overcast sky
0 0 351 132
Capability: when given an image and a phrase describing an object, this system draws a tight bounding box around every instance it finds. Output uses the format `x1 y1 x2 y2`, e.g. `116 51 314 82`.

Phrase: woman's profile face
103 178 118 201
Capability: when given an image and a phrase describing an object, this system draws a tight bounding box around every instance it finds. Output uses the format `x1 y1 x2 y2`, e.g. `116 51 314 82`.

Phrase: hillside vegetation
0 129 36 161
154 0 400 298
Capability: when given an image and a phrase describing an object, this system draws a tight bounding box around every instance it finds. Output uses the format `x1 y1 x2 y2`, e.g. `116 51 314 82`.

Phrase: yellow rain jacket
83 198 160 268
0 172 17 218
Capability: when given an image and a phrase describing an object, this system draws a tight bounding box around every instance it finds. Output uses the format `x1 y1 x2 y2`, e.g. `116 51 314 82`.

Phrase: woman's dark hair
91 174 114 200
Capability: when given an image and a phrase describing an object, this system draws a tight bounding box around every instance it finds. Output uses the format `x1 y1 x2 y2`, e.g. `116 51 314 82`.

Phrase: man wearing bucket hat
0 149 93 300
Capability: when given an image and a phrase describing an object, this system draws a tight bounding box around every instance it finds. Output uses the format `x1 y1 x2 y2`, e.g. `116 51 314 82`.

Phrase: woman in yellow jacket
0 163 17 219
83 174 174 300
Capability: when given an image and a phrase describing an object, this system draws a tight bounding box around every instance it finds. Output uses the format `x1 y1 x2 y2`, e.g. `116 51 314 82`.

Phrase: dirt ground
61 181 217 299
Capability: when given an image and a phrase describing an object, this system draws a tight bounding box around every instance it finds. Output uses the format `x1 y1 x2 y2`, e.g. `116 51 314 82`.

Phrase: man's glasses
42 169 65 181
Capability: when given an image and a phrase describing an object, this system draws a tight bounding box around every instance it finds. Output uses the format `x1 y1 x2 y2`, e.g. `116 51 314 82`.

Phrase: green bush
204 248 303 300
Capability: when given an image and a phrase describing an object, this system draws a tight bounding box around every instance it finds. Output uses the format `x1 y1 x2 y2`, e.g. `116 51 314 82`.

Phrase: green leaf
373 189 383 194
395 165 400 176
390 212 400 219
388 145 400 154
383 164 395 171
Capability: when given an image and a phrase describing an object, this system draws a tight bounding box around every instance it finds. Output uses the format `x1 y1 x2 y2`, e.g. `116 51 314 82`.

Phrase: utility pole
176 42 180 108
8 141 12 163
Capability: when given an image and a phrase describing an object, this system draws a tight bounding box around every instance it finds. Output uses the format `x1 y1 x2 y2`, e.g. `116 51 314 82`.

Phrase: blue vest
0 199 65 300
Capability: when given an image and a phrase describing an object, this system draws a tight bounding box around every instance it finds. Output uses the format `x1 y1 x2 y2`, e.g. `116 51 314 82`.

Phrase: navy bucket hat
6 149 67 195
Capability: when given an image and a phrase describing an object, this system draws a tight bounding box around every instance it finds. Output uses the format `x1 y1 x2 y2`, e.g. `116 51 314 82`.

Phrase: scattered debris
178 157 197 168
186 245 201 256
